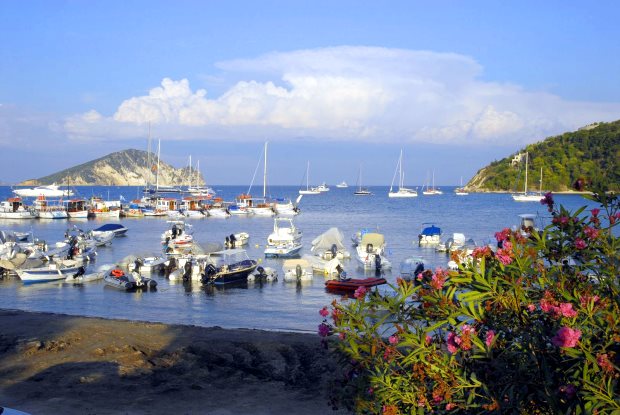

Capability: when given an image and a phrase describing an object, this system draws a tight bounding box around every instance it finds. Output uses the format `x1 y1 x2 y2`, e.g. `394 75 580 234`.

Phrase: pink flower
319 306 329 317
584 226 599 240
502 241 513 251
597 353 614 373
527 304 536 312
338 332 346 340
559 303 577 318
540 192 554 211
425 335 432 345
353 286 368 299
485 330 495 347
318 323 331 337
591 208 600 217
540 298 555 314
574 238 587 250
551 327 581 348
579 294 600 308
446 332 460 354
496 249 513 265
388 335 399 345
431 273 445 290
446 403 457 411
494 228 511 242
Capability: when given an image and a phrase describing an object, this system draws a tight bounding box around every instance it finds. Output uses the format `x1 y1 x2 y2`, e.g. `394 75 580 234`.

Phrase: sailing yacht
388 150 418 198
144 138 182 194
239 142 275 216
354 164 372 195
455 177 469 196
512 152 544 202
299 162 321 195
422 170 442 195
187 159 215 196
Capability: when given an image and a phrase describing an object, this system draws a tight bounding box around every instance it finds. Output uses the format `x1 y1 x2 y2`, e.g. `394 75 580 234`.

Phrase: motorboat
436 233 466 253
265 217 303 258
325 277 387 292
274 197 301 216
227 204 253 216
207 206 231 218
311 227 351 260
418 224 442 245
65 268 105 283
355 232 391 271
316 183 330 192
104 268 157 290
399 257 425 280
0 198 35 219
512 152 544 202
448 238 477 270
247 265 278 282
282 259 313 282
91 223 128 237
129 256 167 274
351 228 375 247
166 254 207 281
161 221 193 249
13 184 74 198
388 149 418 198
302 254 343 277
336 181 348 188
201 249 257 285
224 232 249 248
16 260 84 283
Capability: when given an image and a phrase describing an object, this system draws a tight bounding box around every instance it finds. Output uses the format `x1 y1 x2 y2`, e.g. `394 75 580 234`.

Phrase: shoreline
0 309 345 415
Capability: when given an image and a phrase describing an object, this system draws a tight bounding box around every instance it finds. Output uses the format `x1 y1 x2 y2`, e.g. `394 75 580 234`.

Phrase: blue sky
1 1 619 185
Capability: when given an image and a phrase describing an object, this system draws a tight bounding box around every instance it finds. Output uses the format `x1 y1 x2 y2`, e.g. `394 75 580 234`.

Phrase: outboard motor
330 244 338 258
72 266 86 279
413 262 425 276
374 254 382 270
225 236 230 248
229 234 236 248
201 263 217 284
256 266 265 278
366 243 374 254
295 264 303 279
183 260 192 281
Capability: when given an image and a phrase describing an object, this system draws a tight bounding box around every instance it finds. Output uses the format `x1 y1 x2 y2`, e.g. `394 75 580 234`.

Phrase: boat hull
325 277 387 292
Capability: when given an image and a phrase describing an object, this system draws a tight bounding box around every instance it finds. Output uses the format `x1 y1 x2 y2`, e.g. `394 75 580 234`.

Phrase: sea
0 185 598 333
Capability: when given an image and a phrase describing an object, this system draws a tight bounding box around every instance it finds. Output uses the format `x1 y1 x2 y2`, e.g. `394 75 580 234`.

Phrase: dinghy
325 277 387 292
103 268 157 291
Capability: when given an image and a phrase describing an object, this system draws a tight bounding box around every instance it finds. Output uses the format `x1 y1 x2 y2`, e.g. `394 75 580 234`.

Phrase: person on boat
182 260 192 281
171 224 178 239
134 258 143 274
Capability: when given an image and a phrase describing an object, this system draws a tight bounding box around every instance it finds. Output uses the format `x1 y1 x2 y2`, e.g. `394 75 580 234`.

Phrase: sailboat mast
263 142 268 198
524 152 529 194
146 122 152 188
156 139 161 191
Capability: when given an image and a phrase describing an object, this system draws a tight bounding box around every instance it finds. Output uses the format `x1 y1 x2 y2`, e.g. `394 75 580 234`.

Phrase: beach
0 309 345 415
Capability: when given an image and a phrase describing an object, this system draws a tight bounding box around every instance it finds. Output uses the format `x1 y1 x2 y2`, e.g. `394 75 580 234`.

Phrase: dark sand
0 309 347 414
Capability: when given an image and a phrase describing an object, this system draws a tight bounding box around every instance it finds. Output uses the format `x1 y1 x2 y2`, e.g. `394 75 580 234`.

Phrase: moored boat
16 260 84 283
0 198 35 219
103 268 157 290
201 249 257 285
325 277 387 292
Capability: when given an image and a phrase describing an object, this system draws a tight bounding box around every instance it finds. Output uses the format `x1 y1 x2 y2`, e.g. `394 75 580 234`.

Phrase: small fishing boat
224 232 249 248
325 277 387 292
282 259 313 282
355 232 391 271
103 268 157 290
0 198 35 219
65 267 104 283
201 249 257 285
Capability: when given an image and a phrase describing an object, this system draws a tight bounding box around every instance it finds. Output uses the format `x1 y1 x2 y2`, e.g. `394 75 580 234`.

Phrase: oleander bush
320 187 619 414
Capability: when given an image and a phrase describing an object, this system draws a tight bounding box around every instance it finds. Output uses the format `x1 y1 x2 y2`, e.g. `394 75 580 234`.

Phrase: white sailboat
188 159 215 196
422 170 442 195
244 142 275 216
354 164 372 195
388 149 418 198
512 152 544 202
455 177 469 196
299 162 320 195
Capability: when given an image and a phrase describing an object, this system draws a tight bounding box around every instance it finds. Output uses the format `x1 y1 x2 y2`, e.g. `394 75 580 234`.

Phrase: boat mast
399 149 404 190
146 122 152 189
263 142 268 198
156 139 161 192
524 152 529 194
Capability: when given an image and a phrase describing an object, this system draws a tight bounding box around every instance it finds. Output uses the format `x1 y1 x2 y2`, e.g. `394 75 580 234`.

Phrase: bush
320 189 619 414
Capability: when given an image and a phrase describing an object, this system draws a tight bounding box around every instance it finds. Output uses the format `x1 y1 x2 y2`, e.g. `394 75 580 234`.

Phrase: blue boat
418 224 442 245
92 223 128 237
201 249 258 285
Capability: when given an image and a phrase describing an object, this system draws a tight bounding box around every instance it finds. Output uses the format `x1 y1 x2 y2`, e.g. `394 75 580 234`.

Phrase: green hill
467 120 620 192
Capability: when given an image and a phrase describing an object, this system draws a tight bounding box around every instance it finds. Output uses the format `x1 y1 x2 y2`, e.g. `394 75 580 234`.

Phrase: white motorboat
264 242 303 258
316 183 330 192
418 224 442 245
302 254 343 277
91 223 128 237
388 149 418 198
512 152 544 202
267 217 302 245
299 161 321 195
282 259 313 282
0 198 35 219
311 227 351 260
274 196 301 216
16 260 84 283
65 268 105 283
399 257 425 280
161 221 193 248
225 232 249 248
336 181 348 188
247 266 278 282
227 204 253 216
207 207 230 218
13 184 74 198
355 232 391 271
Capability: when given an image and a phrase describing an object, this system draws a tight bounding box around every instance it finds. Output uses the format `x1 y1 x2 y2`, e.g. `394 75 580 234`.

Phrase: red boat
325 277 387 292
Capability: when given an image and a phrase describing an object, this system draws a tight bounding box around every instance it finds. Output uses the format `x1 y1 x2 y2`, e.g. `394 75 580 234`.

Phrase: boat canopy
420 225 441 236
360 233 385 247
311 227 346 253
282 258 311 270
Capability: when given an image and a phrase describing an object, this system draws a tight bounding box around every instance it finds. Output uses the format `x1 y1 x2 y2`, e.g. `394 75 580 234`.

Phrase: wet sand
0 309 346 415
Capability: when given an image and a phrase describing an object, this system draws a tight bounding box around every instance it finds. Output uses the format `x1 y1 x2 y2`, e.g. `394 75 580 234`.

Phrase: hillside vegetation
467 120 620 192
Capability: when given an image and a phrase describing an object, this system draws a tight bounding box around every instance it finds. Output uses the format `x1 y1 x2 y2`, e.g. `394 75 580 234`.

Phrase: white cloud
64 46 620 145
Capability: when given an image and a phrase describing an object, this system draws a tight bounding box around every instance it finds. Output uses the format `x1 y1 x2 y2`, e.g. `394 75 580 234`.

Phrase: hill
467 120 620 192
18 149 204 186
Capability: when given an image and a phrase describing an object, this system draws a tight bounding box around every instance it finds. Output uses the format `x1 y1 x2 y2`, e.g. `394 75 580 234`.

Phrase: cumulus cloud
64 46 620 145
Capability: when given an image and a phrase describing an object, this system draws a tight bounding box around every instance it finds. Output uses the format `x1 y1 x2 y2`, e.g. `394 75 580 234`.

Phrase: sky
1 1 619 186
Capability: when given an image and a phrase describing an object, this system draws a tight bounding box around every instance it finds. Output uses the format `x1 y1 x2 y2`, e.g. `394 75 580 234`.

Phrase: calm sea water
0 185 597 332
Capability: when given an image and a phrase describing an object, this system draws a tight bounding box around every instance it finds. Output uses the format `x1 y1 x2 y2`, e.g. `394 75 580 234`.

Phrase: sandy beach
0 309 346 415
